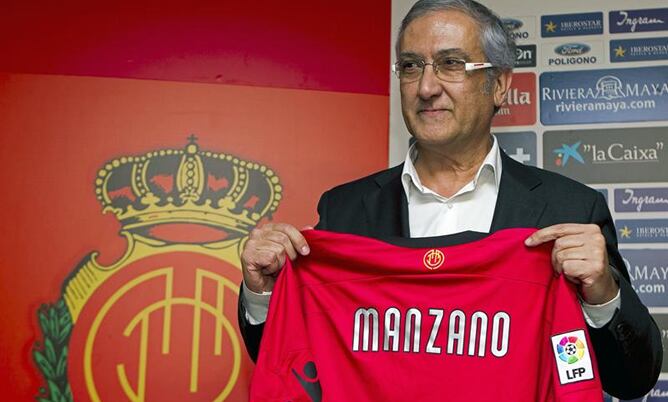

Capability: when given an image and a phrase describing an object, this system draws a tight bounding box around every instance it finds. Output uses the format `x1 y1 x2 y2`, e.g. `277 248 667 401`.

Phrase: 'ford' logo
502 18 523 31
555 43 591 56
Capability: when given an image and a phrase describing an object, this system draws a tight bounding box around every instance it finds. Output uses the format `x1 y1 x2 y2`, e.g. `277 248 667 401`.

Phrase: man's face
398 10 507 148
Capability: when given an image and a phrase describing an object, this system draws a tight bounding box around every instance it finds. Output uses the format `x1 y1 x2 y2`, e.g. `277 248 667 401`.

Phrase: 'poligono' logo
543 42 602 67
555 43 590 56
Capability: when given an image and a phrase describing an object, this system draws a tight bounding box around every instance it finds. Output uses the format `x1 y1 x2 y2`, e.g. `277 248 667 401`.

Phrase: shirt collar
401 135 502 201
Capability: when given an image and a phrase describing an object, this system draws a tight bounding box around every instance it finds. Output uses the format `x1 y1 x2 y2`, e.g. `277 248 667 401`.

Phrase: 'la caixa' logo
543 127 668 184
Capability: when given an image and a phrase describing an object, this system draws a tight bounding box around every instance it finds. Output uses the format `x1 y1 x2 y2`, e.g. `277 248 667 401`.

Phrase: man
238 0 662 399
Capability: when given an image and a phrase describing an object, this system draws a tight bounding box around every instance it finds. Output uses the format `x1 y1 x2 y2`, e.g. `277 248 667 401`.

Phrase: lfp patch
551 330 594 385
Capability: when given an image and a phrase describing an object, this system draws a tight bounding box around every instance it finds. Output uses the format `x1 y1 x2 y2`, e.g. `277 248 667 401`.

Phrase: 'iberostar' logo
545 21 557 33
619 226 633 239
33 136 281 401
614 45 626 58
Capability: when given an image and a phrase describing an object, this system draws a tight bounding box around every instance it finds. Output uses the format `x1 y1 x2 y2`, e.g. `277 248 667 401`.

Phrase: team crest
32 136 281 401
423 249 445 270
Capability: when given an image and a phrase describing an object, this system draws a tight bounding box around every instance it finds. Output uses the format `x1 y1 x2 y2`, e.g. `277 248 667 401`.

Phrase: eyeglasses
392 58 494 83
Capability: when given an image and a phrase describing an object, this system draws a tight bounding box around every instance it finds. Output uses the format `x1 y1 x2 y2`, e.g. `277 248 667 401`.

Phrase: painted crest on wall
33 137 281 401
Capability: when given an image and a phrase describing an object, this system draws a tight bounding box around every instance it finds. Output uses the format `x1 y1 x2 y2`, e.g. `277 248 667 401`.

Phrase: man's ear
493 70 513 109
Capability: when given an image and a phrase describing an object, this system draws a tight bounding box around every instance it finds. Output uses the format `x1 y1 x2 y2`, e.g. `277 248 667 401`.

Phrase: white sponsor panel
541 40 604 68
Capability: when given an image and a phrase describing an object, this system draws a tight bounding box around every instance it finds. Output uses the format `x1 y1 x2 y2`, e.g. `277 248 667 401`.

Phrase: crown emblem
95 135 281 242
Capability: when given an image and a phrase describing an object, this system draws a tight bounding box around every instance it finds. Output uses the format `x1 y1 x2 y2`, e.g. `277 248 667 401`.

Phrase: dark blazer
239 151 662 399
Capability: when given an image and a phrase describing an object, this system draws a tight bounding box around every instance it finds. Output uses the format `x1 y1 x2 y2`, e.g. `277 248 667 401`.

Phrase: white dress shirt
401 137 501 237
243 135 619 326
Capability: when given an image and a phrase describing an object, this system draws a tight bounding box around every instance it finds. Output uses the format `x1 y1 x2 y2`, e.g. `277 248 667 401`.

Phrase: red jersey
250 228 602 402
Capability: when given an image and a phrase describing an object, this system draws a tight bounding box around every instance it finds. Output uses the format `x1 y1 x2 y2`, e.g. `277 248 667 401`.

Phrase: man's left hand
525 223 619 305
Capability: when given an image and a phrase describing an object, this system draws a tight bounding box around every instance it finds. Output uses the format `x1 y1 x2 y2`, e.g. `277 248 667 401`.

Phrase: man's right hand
241 223 311 294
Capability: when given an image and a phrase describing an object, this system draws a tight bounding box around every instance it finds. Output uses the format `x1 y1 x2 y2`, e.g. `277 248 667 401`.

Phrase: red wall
0 1 389 94
0 2 390 401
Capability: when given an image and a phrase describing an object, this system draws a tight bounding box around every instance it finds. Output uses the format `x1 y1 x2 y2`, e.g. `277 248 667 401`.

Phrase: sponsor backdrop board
391 1 668 401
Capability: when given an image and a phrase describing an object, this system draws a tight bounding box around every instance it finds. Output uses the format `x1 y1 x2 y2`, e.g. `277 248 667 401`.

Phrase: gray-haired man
239 1 662 399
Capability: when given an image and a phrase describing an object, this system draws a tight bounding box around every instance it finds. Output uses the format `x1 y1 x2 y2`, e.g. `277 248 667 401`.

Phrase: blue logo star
553 141 585 167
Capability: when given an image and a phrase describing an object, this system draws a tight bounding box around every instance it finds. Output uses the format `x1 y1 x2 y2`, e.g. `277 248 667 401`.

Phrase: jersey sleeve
547 276 604 402
249 259 320 402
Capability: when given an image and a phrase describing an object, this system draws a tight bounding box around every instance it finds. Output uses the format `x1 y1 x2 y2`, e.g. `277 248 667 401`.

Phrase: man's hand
241 223 311 294
524 223 619 305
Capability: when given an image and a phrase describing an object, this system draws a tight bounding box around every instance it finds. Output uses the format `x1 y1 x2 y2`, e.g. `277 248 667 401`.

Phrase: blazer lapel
490 151 547 231
361 152 546 237
362 165 410 238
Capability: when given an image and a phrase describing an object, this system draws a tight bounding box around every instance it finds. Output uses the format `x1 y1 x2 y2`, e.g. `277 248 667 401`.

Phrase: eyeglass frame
391 58 494 83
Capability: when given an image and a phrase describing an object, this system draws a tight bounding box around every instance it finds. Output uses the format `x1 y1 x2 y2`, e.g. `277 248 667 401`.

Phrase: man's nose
418 64 443 99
